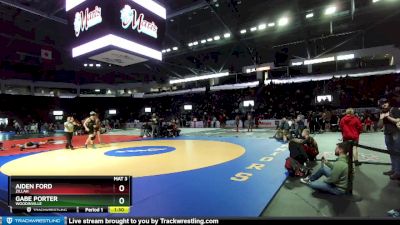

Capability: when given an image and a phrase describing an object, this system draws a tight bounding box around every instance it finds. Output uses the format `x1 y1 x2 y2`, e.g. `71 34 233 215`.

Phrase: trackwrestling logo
5 216 63 225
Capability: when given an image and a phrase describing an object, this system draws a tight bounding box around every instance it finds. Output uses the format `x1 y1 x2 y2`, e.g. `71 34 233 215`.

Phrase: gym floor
0 128 398 217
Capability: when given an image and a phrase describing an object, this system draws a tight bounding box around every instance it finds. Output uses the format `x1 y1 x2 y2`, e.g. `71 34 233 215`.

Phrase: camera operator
378 98 400 180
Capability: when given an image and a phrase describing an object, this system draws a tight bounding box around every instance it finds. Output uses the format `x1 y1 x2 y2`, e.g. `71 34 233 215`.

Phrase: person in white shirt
64 116 76 150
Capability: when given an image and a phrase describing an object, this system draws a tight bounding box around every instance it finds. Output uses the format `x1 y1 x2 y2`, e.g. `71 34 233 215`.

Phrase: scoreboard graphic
8 176 131 214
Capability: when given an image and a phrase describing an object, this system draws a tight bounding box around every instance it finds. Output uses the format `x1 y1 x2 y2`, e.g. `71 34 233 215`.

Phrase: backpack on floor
285 157 310 177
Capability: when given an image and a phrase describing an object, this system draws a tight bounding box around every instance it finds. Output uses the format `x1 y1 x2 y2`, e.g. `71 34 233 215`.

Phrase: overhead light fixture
65 0 86 11
193 41 199 46
201 39 207 44
172 47 178 51
268 22 275 27
188 43 193 47
89 64 94 67
292 62 304 66
166 48 171 52
84 64 88 67
372 0 380 2
304 56 335 65
95 64 101 67
161 50 166 53
306 13 314 18
256 66 271 72
72 34 162 61
258 24 266 30
240 29 247 34
207 38 213 42
336 54 355 61
250 27 257 32
170 72 230 84
95 89 101 92
224 33 231 38
325 6 337 15
214 35 221 40
129 0 167 19
278 17 289 26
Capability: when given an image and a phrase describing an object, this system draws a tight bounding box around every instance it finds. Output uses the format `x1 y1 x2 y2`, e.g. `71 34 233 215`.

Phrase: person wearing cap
300 142 349 195
378 98 400 180
83 111 97 149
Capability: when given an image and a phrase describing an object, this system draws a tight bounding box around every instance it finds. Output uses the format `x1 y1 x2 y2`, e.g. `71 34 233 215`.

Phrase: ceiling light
268 23 275 27
250 27 257 32
172 47 178 51
278 17 289 26
336 54 355 61
72 34 162 61
214 35 221 40
162 50 166 53
325 6 337 15
95 89 101 92
95 64 101 67
207 38 213 42
224 33 231 38
170 72 230 84
306 13 314 18
304 56 335 65
188 43 193 47
201 39 207 43
166 48 171 52
89 64 94 67
193 41 199 45
292 62 303 66
256 66 270 72
240 29 247 34
84 64 88 67
372 0 380 2
258 24 266 30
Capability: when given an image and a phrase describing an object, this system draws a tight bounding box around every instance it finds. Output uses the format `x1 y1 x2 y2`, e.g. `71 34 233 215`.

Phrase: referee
64 116 76 150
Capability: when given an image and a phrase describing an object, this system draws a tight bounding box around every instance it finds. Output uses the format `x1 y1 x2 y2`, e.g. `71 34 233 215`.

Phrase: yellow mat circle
1 140 245 177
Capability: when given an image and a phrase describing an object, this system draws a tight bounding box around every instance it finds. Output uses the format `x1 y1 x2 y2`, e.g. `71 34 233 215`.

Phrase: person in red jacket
340 108 363 166
364 116 373 132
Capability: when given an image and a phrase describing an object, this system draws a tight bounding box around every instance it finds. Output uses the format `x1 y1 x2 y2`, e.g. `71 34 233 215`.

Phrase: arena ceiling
0 0 399 84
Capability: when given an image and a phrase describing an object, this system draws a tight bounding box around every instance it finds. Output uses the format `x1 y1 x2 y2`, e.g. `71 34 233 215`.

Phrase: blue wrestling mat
0 136 288 217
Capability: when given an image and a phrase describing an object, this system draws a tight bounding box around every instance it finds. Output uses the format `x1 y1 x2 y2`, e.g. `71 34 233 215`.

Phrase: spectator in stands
300 142 349 195
364 116 373 132
378 98 400 180
340 108 363 166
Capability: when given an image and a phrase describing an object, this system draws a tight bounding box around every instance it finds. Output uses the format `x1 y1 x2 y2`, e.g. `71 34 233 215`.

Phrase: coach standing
378 98 400 180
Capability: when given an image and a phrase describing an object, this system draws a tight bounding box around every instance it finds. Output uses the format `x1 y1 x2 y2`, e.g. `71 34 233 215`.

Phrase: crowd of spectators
0 74 398 132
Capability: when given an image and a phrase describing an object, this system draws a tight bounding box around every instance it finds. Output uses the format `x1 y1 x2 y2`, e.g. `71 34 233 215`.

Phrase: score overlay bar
9 176 131 210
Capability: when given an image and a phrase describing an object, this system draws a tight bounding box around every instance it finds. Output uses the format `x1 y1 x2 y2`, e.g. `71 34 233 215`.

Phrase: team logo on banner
6 217 12 224
74 6 102 37
120 5 158 39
